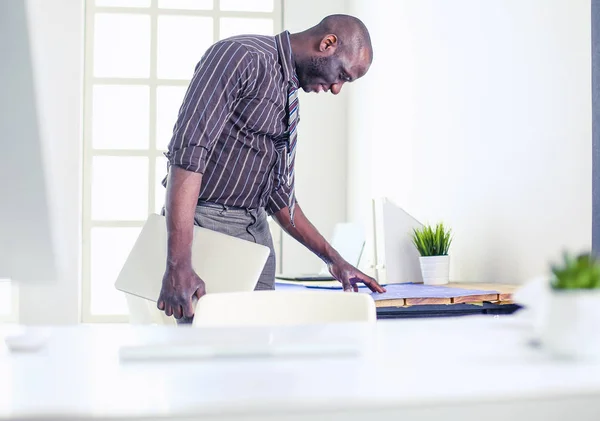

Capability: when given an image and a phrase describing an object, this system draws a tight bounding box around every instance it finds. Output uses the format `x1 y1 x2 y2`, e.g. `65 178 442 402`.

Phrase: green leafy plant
412 223 452 257
551 252 600 290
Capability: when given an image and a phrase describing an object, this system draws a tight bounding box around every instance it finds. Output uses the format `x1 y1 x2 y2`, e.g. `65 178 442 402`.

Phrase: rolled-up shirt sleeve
266 146 294 215
165 41 256 173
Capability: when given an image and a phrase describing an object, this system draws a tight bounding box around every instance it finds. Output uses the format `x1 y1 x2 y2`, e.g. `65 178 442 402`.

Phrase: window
83 0 283 322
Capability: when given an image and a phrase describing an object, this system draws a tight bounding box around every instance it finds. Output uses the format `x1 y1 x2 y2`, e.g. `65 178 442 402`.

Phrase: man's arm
165 166 202 268
157 41 257 319
273 204 385 293
157 166 206 319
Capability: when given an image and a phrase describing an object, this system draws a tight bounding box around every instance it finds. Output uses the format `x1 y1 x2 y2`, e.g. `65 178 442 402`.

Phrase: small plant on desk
412 223 452 285
551 252 600 290
541 251 600 360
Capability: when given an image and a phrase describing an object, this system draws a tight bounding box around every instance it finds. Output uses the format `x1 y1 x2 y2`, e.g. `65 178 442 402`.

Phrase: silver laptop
115 213 271 301
276 222 366 282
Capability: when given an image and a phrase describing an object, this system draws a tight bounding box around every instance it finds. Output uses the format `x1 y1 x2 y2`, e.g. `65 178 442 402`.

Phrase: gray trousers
175 202 276 324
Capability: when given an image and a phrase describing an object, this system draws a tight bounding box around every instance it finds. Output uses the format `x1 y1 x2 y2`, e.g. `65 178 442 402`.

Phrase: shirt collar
275 30 299 89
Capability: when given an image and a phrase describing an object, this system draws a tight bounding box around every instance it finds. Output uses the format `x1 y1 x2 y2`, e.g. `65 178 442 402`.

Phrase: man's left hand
328 260 386 293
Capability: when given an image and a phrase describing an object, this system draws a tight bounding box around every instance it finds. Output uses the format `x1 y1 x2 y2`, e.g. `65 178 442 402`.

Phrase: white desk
1 316 599 421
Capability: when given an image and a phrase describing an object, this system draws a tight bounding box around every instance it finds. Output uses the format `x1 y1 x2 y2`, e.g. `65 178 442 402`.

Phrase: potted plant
412 223 452 285
540 252 600 359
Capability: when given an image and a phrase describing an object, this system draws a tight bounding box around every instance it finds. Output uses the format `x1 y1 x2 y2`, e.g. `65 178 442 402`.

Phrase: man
157 14 386 322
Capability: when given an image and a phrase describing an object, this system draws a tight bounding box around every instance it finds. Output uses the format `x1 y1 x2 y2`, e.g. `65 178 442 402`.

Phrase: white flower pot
419 255 450 285
540 289 600 360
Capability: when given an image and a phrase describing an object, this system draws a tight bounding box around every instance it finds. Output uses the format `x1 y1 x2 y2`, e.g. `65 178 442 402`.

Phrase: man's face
296 48 370 95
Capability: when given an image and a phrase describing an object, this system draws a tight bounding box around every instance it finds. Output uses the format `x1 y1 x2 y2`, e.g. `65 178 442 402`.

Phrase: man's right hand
157 266 206 320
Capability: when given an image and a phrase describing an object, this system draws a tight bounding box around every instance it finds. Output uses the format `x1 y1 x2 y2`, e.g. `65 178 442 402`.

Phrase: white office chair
192 290 377 327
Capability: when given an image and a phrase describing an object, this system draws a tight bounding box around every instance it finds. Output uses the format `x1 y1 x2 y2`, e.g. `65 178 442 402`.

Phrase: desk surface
2 316 599 421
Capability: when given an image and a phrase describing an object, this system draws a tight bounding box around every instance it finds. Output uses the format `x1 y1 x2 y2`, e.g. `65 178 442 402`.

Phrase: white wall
18 0 84 324
349 0 592 283
281 0 351 273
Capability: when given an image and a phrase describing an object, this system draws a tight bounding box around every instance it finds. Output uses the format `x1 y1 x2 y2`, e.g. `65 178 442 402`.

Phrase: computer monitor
0 0 57 282
372 197 423 284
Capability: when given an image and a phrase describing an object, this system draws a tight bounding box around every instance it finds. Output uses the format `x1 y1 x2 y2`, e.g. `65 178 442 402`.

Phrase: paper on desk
274 282 499 301
367 283 498 301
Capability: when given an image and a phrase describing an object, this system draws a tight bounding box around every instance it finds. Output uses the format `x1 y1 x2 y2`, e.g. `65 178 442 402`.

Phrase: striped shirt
163 31 299 215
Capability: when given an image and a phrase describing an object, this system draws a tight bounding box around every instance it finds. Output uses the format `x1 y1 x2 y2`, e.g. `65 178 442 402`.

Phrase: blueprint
274 282 498 301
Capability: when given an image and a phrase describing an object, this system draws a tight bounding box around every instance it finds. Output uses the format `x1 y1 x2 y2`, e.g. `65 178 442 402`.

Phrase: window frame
82 0 283 323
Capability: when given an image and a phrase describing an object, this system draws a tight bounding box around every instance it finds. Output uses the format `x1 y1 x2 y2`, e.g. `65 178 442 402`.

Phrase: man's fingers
367 281 384 293
184 297 195 318
165 305 173 317
341 278 353 292
356 272 383 293
173 304 183 320
157 300 165 311
365 277 386 293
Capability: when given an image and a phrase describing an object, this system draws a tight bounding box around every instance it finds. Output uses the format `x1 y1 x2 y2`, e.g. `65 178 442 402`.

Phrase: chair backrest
192 291 377 328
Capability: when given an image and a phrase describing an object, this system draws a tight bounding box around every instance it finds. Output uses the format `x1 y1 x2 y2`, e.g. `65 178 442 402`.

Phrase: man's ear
319 34 338 55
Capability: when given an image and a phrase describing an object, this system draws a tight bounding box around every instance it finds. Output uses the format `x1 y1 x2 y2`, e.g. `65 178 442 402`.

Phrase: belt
196 200 251 212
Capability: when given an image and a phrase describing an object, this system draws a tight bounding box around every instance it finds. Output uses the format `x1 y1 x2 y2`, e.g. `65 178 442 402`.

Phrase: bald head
289 14 373 95
314 14 373 65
